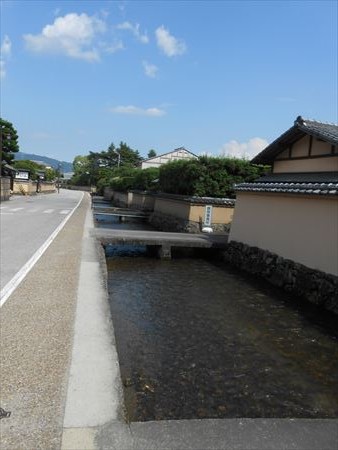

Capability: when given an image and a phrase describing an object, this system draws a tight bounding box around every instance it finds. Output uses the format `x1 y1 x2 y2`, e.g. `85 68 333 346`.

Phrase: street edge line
0 192 85 308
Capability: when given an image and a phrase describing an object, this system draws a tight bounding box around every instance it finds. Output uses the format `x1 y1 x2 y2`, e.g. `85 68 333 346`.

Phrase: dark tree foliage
147 149 157 158
132 167 159 191
108 167 159 192
1 118 19 171
88 142 142 171
159 157 269 198
109 167 138 191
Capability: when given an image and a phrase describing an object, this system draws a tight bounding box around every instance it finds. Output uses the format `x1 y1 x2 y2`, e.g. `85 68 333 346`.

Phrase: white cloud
23 13 106 62
1 35 12 56
110 105 165 117
0 35 11 78
155 25 186 57
117 21 149 44
142 60 158 78
100 40 124 54
220 137 269 159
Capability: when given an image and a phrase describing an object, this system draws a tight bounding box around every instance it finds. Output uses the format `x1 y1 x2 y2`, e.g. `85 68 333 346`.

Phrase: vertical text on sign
204 205 213 226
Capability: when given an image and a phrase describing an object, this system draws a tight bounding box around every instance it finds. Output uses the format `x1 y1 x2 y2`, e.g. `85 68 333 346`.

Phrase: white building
141 147 198 169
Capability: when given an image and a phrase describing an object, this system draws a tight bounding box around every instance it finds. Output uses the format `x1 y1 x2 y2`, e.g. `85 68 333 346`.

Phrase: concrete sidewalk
1 193 337 450
1 193 89 449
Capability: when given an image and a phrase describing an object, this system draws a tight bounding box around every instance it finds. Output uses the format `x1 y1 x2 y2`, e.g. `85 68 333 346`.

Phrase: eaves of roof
234 172 338 197
251 116 338 165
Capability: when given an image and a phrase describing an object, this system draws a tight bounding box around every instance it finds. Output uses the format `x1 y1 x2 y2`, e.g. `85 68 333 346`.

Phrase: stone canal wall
222 241 338 315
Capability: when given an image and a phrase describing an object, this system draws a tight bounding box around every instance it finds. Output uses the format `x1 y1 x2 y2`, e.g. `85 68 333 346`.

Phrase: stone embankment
222 241 338 315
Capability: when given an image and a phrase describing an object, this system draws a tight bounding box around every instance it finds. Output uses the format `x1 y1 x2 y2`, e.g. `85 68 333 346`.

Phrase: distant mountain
14 152 73 173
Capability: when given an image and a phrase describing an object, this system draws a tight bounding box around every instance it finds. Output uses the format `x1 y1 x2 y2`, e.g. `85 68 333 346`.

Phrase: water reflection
107 256 338 422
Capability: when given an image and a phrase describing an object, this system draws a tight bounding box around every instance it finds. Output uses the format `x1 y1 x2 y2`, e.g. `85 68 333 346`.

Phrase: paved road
0 189 83 299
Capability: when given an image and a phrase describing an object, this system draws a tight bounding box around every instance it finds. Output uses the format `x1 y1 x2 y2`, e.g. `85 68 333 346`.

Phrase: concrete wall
107 189 234 233
113 191 132 207
229 192 338 276
152 196 234 224
12 180 56 195
150 195 234 233
0 177 11 201
129 191 156 211
103 188 114 201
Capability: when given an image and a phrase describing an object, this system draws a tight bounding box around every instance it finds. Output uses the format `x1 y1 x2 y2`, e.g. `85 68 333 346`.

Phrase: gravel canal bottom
106 254 338 422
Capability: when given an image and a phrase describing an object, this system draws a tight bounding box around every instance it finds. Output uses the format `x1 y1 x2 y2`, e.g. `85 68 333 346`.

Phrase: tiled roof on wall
235 172 338 196
154 192 235 206
252 116 338 164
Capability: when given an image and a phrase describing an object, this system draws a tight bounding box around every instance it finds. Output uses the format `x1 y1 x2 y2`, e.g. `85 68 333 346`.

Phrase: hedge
158 156 269 198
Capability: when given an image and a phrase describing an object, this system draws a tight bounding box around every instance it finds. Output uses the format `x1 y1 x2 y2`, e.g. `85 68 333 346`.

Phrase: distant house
141 147 198 169
229 116 338 276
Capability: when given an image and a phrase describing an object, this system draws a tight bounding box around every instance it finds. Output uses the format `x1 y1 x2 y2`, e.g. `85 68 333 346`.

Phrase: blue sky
1 0 337 163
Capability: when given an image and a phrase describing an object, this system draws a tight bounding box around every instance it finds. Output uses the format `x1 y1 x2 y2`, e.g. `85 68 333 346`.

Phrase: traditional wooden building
229 116 338 278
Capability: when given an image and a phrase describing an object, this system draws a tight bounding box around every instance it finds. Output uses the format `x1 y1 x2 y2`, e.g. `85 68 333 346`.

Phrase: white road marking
0 193 85 308
60 210 70 215
9 207 24 212
43 209 54 214
0 206 9 210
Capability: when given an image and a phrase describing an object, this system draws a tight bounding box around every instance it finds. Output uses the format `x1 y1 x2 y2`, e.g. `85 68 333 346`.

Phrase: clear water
97 201 338 422
107 256 338 422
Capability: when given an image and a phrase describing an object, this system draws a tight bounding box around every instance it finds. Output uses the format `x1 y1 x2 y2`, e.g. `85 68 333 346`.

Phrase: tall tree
117 141 142 167
147 149 157 158
1 118 19 173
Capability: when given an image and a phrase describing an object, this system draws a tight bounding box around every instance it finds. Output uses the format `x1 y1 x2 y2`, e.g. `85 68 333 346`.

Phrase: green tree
147 149 157 158
117 141 142 167
159 157 269 198
132 167 159 191
1 118 19 173
71 155 91 185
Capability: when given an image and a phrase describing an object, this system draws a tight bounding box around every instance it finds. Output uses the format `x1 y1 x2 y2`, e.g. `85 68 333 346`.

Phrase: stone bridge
92 229 229 259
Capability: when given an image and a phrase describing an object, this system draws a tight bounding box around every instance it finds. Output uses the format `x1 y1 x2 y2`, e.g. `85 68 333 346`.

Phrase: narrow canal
96 208 338 422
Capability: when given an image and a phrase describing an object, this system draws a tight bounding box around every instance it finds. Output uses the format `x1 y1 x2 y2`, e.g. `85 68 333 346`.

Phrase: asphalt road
0 189 83 299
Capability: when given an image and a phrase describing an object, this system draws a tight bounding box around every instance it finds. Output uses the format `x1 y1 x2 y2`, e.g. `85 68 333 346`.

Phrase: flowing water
96 207 338 422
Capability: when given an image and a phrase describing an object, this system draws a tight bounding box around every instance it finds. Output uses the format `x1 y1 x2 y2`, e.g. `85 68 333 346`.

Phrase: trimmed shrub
159 157 269 198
